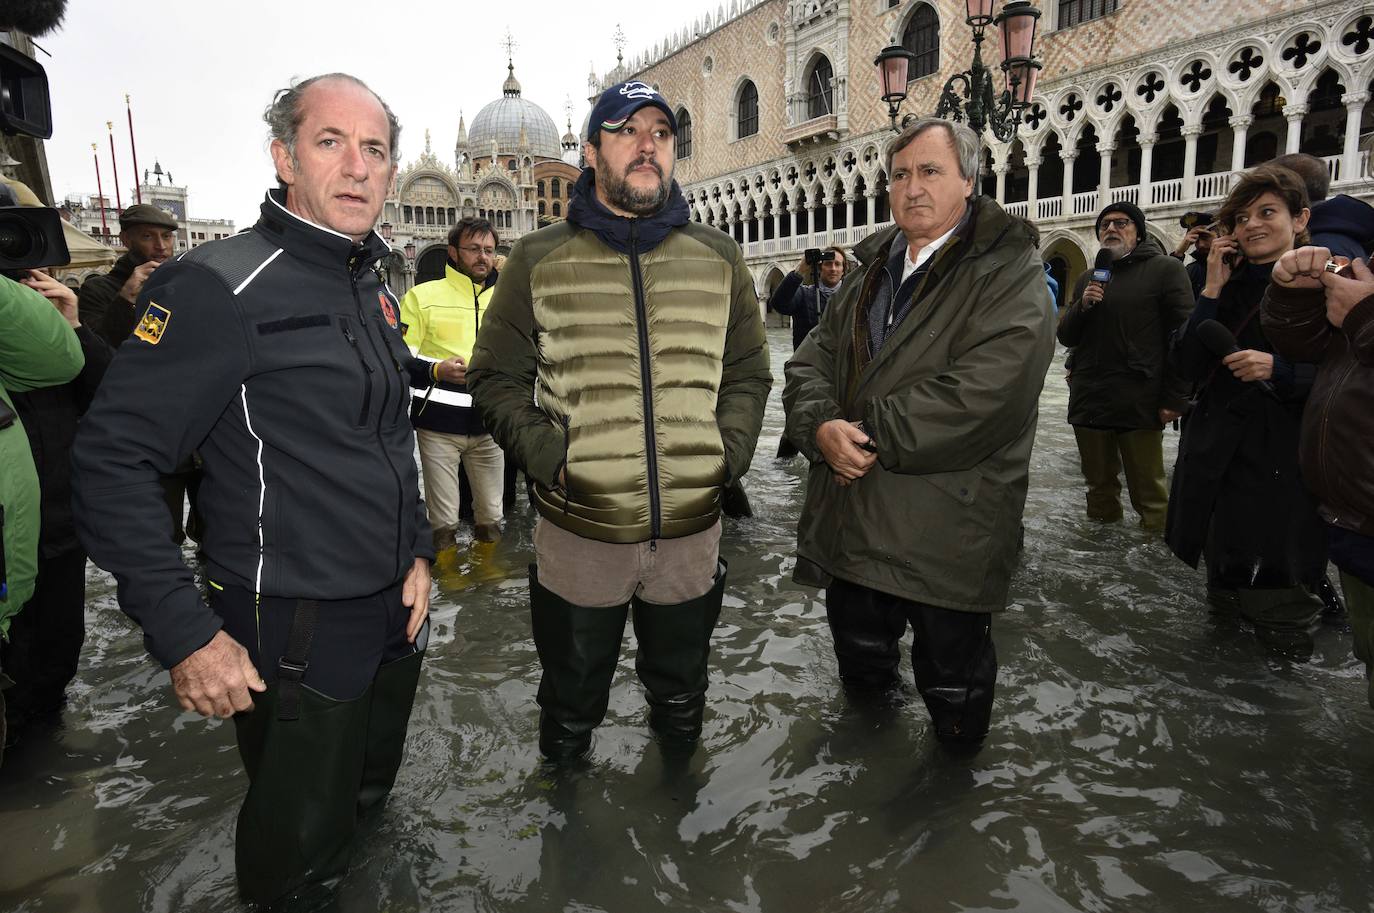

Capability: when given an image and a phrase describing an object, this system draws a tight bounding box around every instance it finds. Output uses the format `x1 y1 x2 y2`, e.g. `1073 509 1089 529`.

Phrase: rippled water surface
3 328 1372 913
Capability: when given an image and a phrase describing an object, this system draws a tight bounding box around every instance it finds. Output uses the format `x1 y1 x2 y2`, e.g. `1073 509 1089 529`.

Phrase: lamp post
403 239 417 262
380 220 393 242
875 0 1042 140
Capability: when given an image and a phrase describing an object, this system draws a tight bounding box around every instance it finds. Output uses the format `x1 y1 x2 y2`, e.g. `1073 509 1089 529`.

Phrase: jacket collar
443 262 493 297
855 195 1012 267
566 168 690 254
254 188 390 272
1114 236 1165 266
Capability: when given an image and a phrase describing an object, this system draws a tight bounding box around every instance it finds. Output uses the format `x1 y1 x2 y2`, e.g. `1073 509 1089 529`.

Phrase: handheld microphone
1090 248 1114 285
1196 319 1276 396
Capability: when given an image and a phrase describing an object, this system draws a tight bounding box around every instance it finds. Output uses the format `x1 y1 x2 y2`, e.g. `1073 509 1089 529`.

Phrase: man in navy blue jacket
73 74 433 907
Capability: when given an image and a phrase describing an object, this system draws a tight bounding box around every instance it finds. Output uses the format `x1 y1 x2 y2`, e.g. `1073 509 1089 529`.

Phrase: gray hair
264 73 402 174
885 118 980 183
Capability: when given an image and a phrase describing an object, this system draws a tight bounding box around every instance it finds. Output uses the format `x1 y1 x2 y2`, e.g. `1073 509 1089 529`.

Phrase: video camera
0 39 69 273
804 247 837 267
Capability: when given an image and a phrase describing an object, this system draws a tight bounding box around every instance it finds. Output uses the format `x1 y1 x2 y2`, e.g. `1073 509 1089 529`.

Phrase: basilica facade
383 60 580 291
591 0 1373 303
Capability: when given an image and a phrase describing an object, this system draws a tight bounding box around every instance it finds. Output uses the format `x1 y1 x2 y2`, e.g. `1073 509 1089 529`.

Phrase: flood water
3 327 1372 913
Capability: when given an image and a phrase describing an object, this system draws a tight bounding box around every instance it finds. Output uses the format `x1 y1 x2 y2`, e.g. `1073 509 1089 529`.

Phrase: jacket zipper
628 220 662 539
560 415 573 514
340 320 374 427
350 252 406 580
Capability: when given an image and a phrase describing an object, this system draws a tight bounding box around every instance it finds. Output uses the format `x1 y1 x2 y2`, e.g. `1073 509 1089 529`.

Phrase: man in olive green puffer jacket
783 119 1055 752
468 82 772 763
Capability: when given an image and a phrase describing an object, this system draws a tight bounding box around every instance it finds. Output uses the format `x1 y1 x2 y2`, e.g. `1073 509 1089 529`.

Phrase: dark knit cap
1095 200 1146 238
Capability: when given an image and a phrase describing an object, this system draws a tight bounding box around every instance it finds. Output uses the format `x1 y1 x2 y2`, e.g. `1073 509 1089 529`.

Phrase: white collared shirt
900 222 960 286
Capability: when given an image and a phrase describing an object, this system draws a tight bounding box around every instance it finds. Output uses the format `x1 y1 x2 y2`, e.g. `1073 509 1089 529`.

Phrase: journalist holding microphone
1056 201 1194 533
1164 164 1338 645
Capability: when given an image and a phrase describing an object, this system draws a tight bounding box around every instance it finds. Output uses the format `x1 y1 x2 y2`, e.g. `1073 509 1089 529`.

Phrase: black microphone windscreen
1094 248 1114 270
1196 319 1239 356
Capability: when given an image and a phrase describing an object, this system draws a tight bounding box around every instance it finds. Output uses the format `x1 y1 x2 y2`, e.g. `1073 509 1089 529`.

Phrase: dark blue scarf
567 168 690 254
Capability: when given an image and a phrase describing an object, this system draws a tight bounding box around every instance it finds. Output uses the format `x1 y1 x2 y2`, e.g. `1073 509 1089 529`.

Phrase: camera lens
0 215 37 260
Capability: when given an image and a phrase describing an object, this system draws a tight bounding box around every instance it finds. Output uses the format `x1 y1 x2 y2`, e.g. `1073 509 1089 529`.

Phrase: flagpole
92 143 109 239
107 121 122 210
126 95 142 204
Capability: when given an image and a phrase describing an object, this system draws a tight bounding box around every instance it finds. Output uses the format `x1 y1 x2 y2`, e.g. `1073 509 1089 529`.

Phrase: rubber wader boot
630 562 727 747
232 684 373 906
529 565 629 763
357 649 424 816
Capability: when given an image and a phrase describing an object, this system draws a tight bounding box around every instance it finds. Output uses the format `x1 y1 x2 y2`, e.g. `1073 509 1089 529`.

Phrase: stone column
1096 142 1115 207
1138 134 1156 204
1182 125 1202 202
773 209 782 240
1342 93 1370 182
866 190 877 226
789 205 799 238
1061 152 1077 215
994 165 1009 204
1026 155 1040 215
1282 104 1308 155
804 202 816 240
1228 116 1250 172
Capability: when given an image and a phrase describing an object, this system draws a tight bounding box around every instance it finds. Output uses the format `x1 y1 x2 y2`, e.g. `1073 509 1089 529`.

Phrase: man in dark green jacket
76 203 178 348
1057 202 1195 532
783 118 1054 751
469 82 771 763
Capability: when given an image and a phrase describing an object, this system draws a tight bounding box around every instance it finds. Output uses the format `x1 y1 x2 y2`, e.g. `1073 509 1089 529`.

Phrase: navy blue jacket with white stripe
73 190 434 670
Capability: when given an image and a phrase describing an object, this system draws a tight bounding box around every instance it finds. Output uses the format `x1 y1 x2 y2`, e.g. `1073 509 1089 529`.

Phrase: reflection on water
3 330 1371 913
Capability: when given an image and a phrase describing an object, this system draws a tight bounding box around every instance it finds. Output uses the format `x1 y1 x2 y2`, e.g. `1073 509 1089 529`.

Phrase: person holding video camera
77 204 178 348
2 268 111 750
1171 210 1216 300
769 246 847 350
1166 164 1332 647
0 272 83 759
1057 201 1194 533
1263 245 1374 703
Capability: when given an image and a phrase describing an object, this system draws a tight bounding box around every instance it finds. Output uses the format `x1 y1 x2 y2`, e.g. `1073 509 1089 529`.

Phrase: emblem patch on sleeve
134 302 172 345
379 291 399 330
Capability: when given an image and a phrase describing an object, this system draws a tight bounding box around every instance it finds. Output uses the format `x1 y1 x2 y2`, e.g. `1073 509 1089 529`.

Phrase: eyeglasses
458 245 496 257
1099 218 1133 232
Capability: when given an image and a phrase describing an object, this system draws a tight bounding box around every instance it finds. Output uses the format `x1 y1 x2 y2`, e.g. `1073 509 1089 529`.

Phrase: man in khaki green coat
783 119 1055 751
468 82 771 763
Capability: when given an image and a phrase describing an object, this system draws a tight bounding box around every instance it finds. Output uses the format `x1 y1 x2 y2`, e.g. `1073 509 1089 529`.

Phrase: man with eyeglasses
1057 201 1195 532
400 217 505 546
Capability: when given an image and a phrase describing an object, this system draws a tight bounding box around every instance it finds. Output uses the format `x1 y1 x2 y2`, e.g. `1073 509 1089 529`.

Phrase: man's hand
1222 349 1274 383
1080 282 1105 307
1174 227 1202 257
21 269 80 327
169 630 266 719
1271 246 1332 290
402 557 431 643
1322 258 1374 329
1159 407 1182 425
436 356 466 384
816 419 877 483
118 260 160 305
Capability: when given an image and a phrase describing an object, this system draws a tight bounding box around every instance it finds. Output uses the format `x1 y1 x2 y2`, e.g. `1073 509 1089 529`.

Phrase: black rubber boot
1315 574 1350 629
357 649 424 817
529 566 629 763
631 562 727 747
910 606 997 753
232 684 373 907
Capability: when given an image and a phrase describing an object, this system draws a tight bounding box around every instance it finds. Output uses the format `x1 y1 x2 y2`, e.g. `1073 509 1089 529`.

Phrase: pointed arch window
737 80 759 138
807 57 834 118
677 109 693 159
902 5 940 80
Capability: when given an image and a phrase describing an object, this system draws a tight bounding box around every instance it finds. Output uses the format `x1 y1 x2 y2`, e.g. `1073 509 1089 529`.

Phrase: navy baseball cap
586 81 678 141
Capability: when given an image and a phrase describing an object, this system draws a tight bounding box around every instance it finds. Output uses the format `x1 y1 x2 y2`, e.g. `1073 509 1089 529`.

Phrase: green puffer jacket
1 277 83 629
783 197 1055 612
468 221 772 544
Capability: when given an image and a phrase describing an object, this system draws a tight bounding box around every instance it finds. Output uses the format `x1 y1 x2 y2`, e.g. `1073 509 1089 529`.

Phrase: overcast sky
40 0 724 230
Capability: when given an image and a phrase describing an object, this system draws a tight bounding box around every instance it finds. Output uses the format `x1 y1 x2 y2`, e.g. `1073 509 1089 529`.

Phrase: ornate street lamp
876 0 1042 139
403 239 417 262
379 220 393 242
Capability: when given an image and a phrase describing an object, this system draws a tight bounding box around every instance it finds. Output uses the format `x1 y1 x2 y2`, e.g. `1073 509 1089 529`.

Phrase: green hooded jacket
468 220 771 544
783 197 1055 612
1 277 84 629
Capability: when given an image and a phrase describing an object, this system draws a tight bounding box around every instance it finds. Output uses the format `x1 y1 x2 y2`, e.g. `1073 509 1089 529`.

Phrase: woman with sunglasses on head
1165 164 1337 650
